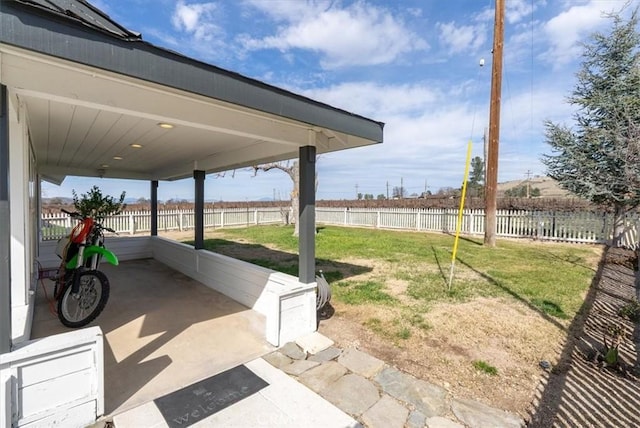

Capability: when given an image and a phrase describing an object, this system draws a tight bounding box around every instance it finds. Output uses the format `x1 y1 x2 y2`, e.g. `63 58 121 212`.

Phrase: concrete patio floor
31 258 275 416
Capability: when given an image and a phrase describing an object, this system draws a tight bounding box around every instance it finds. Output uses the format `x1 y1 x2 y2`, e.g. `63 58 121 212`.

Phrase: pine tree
468 156 484 197
542 9 640 247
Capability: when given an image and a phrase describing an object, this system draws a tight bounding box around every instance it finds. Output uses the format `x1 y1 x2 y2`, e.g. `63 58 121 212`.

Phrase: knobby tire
57 270 110 328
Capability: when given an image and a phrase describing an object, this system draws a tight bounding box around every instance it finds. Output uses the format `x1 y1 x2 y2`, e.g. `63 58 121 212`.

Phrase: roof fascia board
1 2 383 143
39 164 152 181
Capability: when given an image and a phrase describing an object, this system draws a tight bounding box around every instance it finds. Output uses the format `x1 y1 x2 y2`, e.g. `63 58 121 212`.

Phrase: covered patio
0 1 383 426
31 259 274 416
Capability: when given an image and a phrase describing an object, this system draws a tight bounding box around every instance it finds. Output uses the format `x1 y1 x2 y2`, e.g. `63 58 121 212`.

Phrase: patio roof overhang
0 0 384 184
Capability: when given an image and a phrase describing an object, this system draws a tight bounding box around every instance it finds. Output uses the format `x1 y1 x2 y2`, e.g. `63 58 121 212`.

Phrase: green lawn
189 225 601 323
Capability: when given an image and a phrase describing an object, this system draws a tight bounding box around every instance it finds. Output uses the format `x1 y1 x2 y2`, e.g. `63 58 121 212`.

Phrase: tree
72 186 126 220
542 9 640 246
504 185 540 198
468 156 485 197
376 194 386 200
357 193 363 200
252 160 318 236
392 186 406 199
436 187 460 197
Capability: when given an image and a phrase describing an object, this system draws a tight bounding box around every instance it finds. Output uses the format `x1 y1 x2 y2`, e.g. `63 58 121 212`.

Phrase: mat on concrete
154 365 268 428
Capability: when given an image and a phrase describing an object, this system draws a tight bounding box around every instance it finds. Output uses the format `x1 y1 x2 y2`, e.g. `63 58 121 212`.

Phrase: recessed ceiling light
113 156 123 160
100 164 109 168
130 143 143 148
158 122 174 129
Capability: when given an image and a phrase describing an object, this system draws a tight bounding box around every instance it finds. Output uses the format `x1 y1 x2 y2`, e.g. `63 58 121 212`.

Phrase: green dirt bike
53 208 118 327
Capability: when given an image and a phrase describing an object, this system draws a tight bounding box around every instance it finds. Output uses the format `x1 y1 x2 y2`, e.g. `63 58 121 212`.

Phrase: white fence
41 207 286 241
317 207 640 247
41 207 640 247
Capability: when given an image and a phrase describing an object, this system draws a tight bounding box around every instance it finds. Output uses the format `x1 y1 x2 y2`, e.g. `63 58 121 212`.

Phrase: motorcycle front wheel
57 270 110 328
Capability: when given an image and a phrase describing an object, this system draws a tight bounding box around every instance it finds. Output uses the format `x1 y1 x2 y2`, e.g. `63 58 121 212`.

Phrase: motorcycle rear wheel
58 270 110 328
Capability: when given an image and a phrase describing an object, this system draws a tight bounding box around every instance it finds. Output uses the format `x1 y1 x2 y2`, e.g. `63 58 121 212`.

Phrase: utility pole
400 177 404 199
483 126 488 185
525 170 532 198
355 183 359 199
484 0 505 247
386 181 389 199
424 179 428 196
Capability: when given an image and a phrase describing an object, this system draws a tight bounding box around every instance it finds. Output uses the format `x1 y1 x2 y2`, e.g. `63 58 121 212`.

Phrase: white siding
38 236 152 270
0 327 104 428
151 237 316 346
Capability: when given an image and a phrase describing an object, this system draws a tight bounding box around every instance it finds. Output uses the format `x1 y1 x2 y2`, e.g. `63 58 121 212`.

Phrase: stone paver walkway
263 332 524 428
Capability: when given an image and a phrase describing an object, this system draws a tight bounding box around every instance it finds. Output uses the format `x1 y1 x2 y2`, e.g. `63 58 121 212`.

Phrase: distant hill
42 196 73 205
497 176 570 198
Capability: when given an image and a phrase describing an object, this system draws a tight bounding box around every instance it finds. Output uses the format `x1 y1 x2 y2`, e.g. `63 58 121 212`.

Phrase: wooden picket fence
315 207 640 247
40 207 640 247
40 207 286 241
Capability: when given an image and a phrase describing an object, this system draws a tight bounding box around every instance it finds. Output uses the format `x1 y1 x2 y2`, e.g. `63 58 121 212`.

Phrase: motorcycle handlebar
61 208 81 218
61 210 116 233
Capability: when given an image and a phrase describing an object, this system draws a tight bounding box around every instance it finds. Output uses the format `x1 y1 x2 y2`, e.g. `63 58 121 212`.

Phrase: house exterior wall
8 91 36 344
1 85 104 428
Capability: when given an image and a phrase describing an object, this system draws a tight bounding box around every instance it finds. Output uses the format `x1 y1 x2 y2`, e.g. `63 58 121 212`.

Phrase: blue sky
42 0 639 202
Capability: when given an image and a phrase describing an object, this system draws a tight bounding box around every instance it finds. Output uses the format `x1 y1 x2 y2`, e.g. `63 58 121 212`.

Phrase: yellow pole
448 141 473 291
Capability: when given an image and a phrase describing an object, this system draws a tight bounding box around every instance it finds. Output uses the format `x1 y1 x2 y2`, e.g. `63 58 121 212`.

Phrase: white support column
8 90 33 343
298 139 316 284
1 84 11 354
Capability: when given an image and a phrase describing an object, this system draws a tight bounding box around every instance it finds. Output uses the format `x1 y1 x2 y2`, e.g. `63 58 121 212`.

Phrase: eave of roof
0 0 384 143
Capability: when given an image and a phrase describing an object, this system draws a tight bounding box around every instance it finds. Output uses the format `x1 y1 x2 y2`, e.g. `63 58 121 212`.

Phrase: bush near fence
40 206 640 247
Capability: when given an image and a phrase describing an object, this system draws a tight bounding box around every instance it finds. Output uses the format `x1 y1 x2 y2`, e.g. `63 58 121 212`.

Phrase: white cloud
317 106 482 194
506 0 544 24
293 80 491 192
303 71 576 192
541 0 623 67
437 21 487 55
241 0 327 21
239 1 427 69
301 82 442 119
171 1 223 43
474 7 495 23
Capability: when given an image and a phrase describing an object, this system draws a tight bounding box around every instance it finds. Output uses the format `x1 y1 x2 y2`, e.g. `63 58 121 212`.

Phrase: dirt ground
319 298 559 418
157 230 632 422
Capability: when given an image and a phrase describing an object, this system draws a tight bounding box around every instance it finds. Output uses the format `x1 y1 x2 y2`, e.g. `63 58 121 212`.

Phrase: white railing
40 207 287 241
40 207 640 247
316 207 640 247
